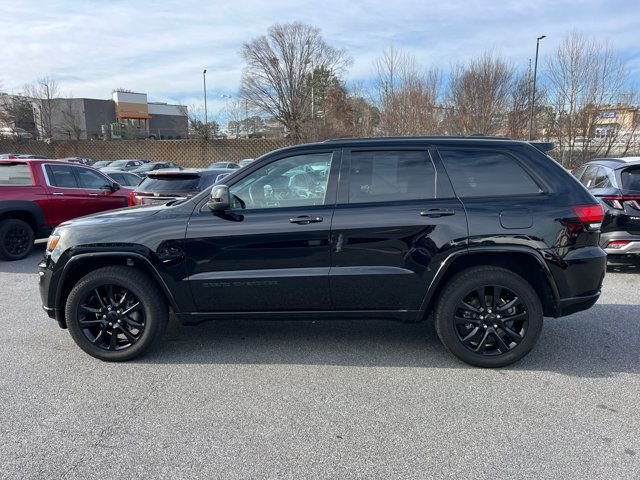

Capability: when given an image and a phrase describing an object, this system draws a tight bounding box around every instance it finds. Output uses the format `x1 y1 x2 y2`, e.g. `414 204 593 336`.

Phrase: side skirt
175 310 423 325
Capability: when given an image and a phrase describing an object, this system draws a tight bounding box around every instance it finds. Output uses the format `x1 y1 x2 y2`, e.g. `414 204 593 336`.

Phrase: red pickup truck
0 159 132 260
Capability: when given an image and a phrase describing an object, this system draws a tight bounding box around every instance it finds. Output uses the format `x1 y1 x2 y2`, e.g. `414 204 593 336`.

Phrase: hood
57 203 167 229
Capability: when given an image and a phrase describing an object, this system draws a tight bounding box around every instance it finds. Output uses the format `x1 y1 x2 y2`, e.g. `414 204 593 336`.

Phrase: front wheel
65 266 168 361
434 266 543 368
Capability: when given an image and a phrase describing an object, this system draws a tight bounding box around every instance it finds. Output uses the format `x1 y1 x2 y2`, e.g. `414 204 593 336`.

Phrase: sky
1 0 639 120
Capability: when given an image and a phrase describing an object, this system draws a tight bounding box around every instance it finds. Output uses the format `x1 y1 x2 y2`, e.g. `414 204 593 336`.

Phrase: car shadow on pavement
0 245 45 274
141 303 640 378
607 261 640 274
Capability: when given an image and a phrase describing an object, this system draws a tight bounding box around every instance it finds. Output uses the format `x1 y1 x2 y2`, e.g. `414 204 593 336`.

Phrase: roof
586 157 640 169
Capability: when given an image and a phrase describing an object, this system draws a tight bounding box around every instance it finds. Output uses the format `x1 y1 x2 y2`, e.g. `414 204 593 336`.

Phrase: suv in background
39 137 606 367
130 162 181 177
573 158 640 258
128 168 234 206
1 159 132 260
101 159 147 171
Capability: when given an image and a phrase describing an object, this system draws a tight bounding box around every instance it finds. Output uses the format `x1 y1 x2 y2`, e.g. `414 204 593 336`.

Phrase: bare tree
183 105 220 140
58 98 84 140
240 22 351 140
374 47 442 135
24 76 59 139
445 53 514 135
545 32 630 166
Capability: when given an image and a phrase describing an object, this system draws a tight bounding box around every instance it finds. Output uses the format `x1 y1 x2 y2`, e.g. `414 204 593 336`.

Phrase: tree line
238 22 639 166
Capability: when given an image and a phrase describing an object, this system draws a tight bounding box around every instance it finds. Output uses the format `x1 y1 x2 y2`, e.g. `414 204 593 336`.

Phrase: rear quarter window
0 164 33 185
439 149 542 198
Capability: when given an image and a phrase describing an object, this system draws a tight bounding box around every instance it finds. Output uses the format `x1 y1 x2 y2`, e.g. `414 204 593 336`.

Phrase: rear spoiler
529 142 555 153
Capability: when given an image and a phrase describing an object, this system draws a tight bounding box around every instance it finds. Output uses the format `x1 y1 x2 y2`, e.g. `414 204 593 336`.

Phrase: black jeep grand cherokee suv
39 137 606 367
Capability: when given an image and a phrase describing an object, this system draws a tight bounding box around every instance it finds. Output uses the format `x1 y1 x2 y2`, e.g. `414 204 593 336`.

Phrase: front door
329 147 468 311
184 150 339 312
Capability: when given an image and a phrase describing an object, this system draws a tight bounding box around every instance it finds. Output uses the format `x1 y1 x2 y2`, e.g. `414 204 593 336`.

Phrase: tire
65 266 168 361
0 218 35 261
434 266 543 368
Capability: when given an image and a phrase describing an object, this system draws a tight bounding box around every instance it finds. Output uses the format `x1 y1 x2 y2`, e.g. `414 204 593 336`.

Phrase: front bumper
38 258 66 328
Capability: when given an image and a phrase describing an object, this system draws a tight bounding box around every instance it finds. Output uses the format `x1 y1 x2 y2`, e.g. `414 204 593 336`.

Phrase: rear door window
580 166 598 188
45 164 79 188
348 150 437 203
0 164 33 185
439 149 542 197
592 167 612 189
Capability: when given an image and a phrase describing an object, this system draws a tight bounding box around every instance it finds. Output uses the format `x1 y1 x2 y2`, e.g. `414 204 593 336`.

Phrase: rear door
329 146 467 312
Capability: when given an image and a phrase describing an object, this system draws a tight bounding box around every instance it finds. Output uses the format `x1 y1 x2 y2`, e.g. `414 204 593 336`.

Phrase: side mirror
206 184 230 211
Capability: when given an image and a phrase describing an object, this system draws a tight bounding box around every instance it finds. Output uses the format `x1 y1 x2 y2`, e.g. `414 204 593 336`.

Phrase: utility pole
528 35 546 141
203 69 208 126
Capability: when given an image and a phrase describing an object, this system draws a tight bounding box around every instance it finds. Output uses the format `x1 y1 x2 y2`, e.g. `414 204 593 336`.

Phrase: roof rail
322 135 514 143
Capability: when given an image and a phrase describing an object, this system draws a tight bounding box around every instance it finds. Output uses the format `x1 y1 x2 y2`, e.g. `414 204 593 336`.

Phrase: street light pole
528 35 546 141
203 69 208 125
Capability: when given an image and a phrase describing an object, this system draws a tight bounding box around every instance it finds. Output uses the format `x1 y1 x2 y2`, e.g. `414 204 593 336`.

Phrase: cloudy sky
2 0 638 118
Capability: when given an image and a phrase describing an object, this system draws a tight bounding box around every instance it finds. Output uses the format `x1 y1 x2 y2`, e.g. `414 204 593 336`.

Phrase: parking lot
0 247 639 479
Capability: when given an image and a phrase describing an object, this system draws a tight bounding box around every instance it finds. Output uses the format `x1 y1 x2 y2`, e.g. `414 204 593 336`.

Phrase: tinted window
348 151 435 203
138 175 201 193
230 153 332 209
46 164 78 188
572 165 587 181
439 149 541 197
0 164 33 185
122 173 141 186
580 166 599 188
621 167 640 191
76 167 111 189
592 167 612 188
107 173 124 183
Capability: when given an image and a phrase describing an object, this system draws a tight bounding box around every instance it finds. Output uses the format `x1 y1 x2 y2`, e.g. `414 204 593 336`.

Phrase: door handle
289 216 323 224
52 192 64 196
89 193 99 196
420 208 456 218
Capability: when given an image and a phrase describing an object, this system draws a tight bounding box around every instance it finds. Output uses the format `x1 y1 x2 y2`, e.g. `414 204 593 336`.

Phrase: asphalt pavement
1 247 639 479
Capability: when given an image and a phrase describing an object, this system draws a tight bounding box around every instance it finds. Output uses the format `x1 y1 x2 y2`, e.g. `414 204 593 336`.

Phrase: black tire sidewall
435 267 543 368
0 219 34 261
65 267 168 361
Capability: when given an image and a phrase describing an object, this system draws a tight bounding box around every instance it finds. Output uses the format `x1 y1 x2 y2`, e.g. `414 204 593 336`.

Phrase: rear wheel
65 266 168 361
0 219 34 260
434 266 543 368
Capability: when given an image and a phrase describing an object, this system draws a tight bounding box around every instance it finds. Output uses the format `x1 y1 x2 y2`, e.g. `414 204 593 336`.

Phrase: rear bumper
558 291 601 316
600 231 640 255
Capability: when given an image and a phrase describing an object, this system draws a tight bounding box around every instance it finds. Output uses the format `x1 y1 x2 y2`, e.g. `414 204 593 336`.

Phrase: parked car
1 159 132 260
128 168 233 206
16 154 48 159
102 159 148 171
573 158 640 258
39 137 606 367
101 169 143 187
62 157 94 166
0 153 22 159
207 161 240 169
238 158 254 167
0 126 34 140
92 160 115 168
129 162 181 177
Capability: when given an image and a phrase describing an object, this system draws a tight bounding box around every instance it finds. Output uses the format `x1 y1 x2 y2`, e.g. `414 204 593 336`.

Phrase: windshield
621 167 640 191
133 163 155 172
93 161 111 167
108 160 130 168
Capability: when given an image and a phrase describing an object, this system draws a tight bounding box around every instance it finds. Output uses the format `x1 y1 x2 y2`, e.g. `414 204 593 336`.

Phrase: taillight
572 204 604 230
607 240 630 249
601 195 624 210
128 191 135 206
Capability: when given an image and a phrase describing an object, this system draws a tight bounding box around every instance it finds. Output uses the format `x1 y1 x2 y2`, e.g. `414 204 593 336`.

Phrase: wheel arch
421 247 561 318
0 201 46 237
55 252 179 328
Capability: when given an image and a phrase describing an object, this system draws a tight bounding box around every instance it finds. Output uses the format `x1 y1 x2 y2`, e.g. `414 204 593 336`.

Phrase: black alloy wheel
77 284 146 351
454 285 528 356
66 266 168 361
435 266 543 368
0 219 34 260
